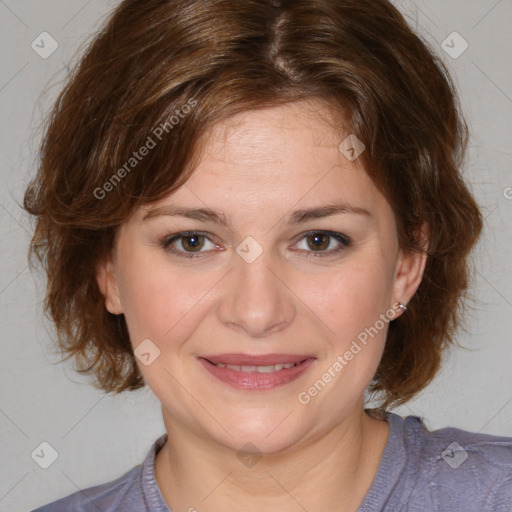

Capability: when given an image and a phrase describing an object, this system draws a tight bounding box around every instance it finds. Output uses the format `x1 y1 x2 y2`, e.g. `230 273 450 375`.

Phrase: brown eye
306 233 330 251
180 234 205 252
161 231 218 258
295 231 351 258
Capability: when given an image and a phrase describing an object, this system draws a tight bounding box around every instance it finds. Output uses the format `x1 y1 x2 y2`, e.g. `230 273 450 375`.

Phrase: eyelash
159 230 352 260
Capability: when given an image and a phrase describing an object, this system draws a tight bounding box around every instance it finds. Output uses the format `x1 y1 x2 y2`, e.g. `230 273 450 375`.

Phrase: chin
209 409 311 455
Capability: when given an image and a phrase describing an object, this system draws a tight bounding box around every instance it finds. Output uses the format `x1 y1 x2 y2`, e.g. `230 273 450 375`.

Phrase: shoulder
30 464 143 512
30 432 169 512
395 413 512 511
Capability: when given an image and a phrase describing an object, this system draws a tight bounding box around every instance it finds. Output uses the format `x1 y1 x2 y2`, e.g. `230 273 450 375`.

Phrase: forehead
201 99 345 168
135 100 394 231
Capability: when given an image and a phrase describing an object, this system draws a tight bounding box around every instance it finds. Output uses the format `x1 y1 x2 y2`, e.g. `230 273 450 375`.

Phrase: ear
392 222 429 310
95 254 124 315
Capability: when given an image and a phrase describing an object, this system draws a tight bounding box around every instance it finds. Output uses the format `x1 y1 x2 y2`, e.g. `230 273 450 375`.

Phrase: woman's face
97 99 425 453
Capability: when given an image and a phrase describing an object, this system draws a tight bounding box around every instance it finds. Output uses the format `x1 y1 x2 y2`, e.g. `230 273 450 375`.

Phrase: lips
198 354 316 390
201 353 312 366
212 361 297 372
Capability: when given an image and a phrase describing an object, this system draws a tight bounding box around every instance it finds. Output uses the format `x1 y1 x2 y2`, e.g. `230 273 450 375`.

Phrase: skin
96 99 427 512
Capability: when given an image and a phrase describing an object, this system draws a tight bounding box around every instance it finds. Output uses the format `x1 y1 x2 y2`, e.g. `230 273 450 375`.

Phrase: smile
198 354 316 390
211 362 297 372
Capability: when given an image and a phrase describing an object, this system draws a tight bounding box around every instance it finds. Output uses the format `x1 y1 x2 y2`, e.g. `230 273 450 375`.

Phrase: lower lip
198 358 316 390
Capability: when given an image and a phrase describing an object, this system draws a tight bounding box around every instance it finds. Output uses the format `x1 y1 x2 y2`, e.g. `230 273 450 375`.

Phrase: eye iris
307 233 329 251
182 235 204 252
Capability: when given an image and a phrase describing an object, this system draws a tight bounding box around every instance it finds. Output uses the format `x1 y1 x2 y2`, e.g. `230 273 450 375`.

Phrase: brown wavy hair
24 0 483 409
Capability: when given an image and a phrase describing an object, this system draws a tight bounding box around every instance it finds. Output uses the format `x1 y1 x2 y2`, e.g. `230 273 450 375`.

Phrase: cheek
302 249 395 391
294 263 393 419
116 250 218 345
309 253 395 334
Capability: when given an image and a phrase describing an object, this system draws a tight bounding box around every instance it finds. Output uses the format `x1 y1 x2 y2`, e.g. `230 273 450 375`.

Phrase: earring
399 302 408 312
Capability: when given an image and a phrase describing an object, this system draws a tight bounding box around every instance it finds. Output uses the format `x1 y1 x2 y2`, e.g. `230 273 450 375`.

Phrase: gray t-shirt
31 411 512 511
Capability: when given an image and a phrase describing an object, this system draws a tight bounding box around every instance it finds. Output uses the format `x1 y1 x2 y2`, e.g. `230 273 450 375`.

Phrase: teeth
214 362 297 372
255 365 276 373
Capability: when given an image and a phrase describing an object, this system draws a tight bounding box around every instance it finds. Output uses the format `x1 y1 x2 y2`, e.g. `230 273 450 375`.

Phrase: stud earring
398 302 408 312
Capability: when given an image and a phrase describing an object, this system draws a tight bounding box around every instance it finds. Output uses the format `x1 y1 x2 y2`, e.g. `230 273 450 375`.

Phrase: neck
155 407 390 512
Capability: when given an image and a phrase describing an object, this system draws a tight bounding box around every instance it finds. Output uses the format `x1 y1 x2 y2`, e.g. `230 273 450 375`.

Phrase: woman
26 0 512 510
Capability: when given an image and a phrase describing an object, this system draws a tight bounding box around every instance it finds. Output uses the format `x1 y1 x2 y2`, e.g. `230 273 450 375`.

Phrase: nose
217 246 296 338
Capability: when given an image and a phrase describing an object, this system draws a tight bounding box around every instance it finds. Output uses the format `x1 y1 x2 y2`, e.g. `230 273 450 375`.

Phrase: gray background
0 0 511 510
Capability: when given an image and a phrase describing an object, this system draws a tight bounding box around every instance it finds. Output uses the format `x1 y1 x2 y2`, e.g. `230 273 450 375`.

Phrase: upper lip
200 354 314 366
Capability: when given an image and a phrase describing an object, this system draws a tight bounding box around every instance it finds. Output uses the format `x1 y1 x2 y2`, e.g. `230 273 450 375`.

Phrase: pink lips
198 353 316 390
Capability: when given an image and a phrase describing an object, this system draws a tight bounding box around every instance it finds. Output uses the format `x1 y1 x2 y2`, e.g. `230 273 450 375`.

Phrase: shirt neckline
356 411 407 511
140 411 407 512
141 432 171 511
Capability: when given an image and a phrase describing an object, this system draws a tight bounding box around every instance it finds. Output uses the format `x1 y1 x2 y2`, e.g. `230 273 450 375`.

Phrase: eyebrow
142 202 371 226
